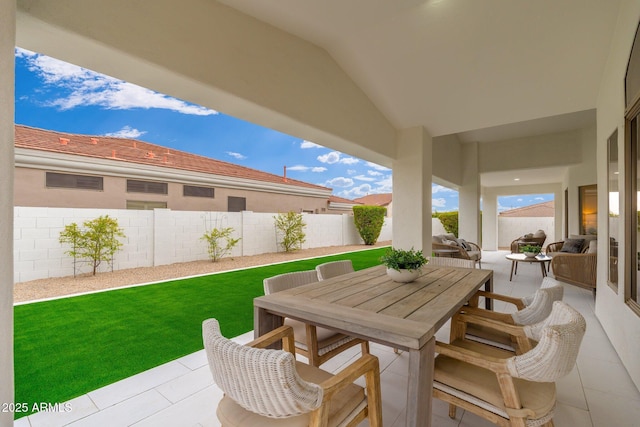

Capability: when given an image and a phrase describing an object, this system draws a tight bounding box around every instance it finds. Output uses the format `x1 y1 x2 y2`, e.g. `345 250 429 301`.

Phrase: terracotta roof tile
353 193 392 206
499 200 555 217
14 125 330 192
329 195 362 204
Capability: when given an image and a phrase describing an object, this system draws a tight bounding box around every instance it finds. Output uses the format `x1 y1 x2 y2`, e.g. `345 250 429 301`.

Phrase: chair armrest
435 341 509 373
247 325 296 354
456 313 533 353
460 305 515 324
319 354 380 400
466 241 481 251
546 241 564 253
473 290 526 310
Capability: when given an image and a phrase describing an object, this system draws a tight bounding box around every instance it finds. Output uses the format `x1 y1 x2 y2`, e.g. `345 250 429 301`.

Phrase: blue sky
14 48 552 211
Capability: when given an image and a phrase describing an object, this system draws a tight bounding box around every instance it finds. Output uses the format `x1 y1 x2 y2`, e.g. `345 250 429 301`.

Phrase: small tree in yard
201 227 241 262
353 205 386 245
59 215 125 276
274 211 306 252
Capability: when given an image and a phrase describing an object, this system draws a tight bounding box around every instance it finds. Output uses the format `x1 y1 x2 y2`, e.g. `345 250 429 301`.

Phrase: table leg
540 262 547 278
406 338 435 427
510 261 516 281
484 276 493 310
253 306 284 349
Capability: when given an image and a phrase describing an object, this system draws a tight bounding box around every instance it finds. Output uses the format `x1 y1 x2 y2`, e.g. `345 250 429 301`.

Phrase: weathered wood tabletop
254 264 493 427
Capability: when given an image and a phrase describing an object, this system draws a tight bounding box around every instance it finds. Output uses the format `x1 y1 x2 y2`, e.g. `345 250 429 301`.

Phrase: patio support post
392 126 432 254
459 142 481 244
0 0 15 426
482 189 499 250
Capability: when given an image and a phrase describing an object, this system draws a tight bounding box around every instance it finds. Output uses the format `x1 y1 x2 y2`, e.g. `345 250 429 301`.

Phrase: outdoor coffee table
506 253 552 281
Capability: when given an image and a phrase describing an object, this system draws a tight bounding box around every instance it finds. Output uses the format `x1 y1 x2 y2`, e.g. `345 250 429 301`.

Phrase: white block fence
13 207 394 283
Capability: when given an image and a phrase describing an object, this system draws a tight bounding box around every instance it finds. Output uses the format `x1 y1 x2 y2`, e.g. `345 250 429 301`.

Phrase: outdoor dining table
253 264 493 427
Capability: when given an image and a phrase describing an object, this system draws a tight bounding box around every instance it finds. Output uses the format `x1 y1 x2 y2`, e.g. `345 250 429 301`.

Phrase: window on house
183 185 215 198
126 179 168 194
126 200 167 210
625 21 640 313
608 129 619 291
46 172 103 190
578 184 597 236
228 196 246 212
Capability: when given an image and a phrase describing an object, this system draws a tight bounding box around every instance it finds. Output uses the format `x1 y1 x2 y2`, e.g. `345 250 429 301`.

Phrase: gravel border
14 241 391 303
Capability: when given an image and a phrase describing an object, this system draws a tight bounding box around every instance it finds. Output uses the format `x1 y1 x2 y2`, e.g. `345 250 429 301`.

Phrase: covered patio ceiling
218 0 618 188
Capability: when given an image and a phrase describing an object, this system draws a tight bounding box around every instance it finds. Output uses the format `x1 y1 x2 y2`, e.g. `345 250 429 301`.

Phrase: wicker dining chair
202 319 382 427
451 282 564 353
263 270 369 367
315 260 354 280
434 301 586 427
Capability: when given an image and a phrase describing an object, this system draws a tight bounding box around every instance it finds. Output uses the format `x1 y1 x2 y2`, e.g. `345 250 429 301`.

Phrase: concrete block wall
14 208 393 283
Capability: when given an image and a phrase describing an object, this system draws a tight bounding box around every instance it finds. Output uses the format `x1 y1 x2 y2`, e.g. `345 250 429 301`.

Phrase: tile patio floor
15 251 640 427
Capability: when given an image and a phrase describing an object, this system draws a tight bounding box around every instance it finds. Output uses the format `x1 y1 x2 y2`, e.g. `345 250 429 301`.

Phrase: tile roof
499 200 555 217
353 193 392 206
328 195 362 204
14 125 330 192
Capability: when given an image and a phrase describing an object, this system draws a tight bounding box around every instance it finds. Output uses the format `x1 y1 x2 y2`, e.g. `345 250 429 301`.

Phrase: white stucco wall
497 217 555 249
594 0 640 392
13 207 393 283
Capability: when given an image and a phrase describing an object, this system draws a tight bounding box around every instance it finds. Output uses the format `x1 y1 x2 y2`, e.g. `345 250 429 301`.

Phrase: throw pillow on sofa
560 238 585 253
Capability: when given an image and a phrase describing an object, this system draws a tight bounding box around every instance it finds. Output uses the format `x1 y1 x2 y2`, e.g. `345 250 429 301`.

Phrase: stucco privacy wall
497 217 554 249
13 207 395 283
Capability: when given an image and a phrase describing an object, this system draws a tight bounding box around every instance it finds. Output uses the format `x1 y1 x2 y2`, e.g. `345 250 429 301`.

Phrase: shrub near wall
433 211 458 236
353 205 387 245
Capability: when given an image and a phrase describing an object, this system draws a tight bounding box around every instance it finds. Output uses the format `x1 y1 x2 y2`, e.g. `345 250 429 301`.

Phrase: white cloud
432 198 447 208
287 165 309 171
374 176 393 193
18 48 218 116
226 151 247 160
517 198 523 202
534 197 544 201
354 175 376 182
347 169 357 175
432 184 455 194
340 184 373 199
366 161 390 171
311 167 327 173
300 140 322 149
105 126 146 138
317 151 341 164
326 177 354 188
340 157 359 165
368 170 383 176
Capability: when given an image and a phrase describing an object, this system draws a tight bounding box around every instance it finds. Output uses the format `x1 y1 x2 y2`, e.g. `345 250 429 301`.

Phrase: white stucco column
392 127 432 254
482 189 499 251
0 1 15 426
459 142 481 244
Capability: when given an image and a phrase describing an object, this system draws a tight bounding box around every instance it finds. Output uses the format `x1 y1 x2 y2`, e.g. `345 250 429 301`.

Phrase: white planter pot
524 252 539 258
386 268 421 283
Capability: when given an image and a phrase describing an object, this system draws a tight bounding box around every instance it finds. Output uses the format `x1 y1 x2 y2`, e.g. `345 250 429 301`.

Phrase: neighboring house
498 201 555 249
354 193 392 216
327 195 362 213
14 125 344 214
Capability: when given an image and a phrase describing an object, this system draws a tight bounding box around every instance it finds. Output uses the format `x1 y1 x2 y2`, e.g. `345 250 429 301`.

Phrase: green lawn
14 247 387 417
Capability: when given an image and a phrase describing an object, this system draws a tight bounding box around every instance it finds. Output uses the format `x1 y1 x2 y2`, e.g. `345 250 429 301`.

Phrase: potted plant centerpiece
380 247 428 283
520 244 542 258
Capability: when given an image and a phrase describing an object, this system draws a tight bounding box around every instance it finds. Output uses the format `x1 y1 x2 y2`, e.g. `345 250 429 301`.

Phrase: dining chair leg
448 404 456 419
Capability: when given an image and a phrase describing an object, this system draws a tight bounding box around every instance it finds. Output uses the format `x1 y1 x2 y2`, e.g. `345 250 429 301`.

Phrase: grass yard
13 247 387 417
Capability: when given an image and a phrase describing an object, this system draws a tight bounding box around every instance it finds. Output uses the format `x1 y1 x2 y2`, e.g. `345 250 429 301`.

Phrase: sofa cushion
467 250 481 261
560 238 584 253
457 238 471 251
587 240 598 254
442 238 458 246
432 235 445 244
533 230 546 238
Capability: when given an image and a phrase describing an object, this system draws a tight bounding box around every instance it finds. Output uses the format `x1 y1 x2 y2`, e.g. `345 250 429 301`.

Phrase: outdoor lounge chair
263 270 369 367
510 230 546 253
434 301 586 427
315 260 354 280
432 233 483 268
202 318 382 427
427 256 476 269
546 235 597 293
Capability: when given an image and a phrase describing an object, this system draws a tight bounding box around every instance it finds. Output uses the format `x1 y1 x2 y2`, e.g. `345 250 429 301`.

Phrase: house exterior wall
14 167 333 214
595 0 640 392
497 217 555 249
13 207 393 284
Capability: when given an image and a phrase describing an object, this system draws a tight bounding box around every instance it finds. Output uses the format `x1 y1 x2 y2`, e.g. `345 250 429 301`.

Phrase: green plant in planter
379 247 428 271
520 244 542 254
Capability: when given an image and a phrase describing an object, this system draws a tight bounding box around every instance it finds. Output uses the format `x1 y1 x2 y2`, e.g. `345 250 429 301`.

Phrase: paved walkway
16 251 640 427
